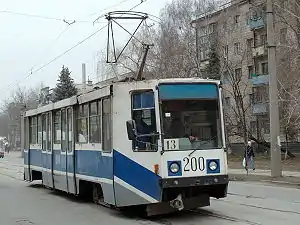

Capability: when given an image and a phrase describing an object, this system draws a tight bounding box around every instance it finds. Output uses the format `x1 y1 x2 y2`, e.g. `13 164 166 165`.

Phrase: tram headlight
209 161 218 171
169 162 180 173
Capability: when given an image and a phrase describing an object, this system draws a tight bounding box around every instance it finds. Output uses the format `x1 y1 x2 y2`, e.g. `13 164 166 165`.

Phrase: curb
229 174 300 188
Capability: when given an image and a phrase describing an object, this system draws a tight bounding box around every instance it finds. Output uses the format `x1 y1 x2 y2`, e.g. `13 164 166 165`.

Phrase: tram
22 78 228 216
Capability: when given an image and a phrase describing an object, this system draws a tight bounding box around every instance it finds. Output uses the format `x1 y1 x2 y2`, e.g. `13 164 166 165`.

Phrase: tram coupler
170 194 184 211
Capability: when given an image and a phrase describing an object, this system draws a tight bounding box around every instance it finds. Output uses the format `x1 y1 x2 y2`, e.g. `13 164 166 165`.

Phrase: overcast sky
0 0 171 102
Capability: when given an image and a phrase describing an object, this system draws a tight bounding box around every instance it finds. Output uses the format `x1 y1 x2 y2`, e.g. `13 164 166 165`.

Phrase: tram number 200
183 157 205 172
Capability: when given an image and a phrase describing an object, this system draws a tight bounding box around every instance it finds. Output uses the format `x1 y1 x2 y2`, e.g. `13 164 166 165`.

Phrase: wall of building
193 0 299 144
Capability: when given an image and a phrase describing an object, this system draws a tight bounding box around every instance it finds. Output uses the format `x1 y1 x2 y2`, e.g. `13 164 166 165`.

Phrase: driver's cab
125 80 226 179
126 90 159 152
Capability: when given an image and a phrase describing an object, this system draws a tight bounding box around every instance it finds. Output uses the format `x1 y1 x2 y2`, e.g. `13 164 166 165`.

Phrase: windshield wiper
188 137 216 157
188 147 198 157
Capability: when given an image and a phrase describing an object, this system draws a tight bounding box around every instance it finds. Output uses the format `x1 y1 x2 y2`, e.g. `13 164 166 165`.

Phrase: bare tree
0 85 41 149
101 0 222 80
273 0 300 141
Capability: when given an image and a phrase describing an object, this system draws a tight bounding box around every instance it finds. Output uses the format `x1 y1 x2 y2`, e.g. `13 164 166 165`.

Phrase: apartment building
192 0 297 143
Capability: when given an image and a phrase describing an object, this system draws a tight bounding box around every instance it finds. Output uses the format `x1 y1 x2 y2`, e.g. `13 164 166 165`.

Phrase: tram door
61 109 68 191
66 107 76 194
60 108 76 193
42 113 53 187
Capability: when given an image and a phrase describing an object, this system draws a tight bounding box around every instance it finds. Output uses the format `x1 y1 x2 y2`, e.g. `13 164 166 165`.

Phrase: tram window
76 104 88 143
102 98 112 152
37 115 42 145
47 113 52 151
54 111 61 144
89 101 101 143
61 109 67 150
25 118 30 149
67 109 72 151
162 99 223 150
29 116 37 144
131 91 157 152
42 114 47 149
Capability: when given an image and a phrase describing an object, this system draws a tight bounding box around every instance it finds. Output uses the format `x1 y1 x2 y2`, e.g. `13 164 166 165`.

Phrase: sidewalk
0 151 23 180
228 168 300 187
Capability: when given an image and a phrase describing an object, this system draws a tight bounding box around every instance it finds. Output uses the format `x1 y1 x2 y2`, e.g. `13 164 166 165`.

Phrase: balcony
248 17 266 29
251 74 269 86
252 45 267 57
253 102 268 115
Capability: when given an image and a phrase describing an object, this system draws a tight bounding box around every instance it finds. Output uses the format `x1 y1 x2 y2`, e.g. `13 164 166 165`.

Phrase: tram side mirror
126 120 137 140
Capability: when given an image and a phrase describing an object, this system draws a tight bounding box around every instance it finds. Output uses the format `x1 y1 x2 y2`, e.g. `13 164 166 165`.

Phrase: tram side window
25 118 30 149
89 101 101 143
76 104 88 143
54 111 61 144
102 98 112 152
29 116 37 145
37 115 42 145
132 91 157 151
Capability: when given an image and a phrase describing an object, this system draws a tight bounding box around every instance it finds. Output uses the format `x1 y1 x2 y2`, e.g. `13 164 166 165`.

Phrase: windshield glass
161 99 223 151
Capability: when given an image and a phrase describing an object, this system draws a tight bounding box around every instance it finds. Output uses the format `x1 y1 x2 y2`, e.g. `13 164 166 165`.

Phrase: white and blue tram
22 78 228 215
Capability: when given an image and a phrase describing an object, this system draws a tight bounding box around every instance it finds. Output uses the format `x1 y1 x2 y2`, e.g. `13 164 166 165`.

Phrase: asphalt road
0 153 300 225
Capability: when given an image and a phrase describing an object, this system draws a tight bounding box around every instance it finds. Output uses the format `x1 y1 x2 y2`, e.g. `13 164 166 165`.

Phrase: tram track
216 195 300 216
188 208 261 224
132 207 262 225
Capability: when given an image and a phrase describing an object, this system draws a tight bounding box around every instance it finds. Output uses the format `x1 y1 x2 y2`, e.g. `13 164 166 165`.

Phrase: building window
246 38 253 52
253 86 268 103
223 45 229 58
254 32 267 47
280 28 287 43
76 104 88 143
249 94 253 105
234 42 240 54
262 62 268 74
261 34 267 46
89 101 101 143
250 121 256 134
54 111 61 144
261 120 270 134
248 66 254 78
208 23 216 34
234 15 240 27
29 116 37 144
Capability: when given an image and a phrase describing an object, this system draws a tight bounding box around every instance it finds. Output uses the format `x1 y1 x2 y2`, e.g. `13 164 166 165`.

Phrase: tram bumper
160 174 229 188
146 175 228 216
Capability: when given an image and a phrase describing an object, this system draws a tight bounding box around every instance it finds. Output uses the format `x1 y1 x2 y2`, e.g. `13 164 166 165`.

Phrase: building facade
192 0 299 144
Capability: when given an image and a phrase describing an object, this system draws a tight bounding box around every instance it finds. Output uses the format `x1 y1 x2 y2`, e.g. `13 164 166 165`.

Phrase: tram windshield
159 83 223 151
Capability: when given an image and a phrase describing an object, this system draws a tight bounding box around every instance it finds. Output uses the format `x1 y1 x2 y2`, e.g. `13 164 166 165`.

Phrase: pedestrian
244 141 255 173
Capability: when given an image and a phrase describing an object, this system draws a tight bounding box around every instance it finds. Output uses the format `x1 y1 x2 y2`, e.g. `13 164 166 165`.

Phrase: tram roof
23 77 221 117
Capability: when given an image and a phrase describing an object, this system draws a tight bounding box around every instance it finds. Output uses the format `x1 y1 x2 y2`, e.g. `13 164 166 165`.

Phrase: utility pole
267 0 282 177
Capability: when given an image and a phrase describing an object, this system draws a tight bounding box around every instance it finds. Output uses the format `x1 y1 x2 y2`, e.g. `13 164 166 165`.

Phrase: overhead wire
0 9 91 23
28 25 71 73
3 0 147 91
4 25 108 92
87 0 132 17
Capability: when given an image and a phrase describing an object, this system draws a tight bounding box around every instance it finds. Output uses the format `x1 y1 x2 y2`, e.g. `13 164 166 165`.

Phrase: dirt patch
228 155 300 172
